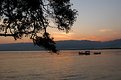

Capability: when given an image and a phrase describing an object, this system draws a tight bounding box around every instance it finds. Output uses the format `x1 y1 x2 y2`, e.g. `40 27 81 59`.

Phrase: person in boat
79 51 90 55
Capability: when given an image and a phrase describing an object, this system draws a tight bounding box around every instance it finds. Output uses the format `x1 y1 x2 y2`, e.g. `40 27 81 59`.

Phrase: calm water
0 50 121 80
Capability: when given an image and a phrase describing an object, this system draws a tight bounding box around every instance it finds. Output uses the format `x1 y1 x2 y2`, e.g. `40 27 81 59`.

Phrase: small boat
94 52 101 55
79 51 90 55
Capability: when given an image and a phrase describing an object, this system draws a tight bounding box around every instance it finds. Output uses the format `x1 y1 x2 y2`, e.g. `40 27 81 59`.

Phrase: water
0 50 121 80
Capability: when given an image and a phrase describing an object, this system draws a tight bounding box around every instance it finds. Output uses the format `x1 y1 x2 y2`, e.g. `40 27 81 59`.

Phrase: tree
0 0 77 53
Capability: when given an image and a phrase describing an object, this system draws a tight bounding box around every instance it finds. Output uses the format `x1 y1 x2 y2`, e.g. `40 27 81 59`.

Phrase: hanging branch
0 0 77 53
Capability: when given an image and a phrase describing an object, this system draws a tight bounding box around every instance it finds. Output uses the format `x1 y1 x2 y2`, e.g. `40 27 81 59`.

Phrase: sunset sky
0 0 121 44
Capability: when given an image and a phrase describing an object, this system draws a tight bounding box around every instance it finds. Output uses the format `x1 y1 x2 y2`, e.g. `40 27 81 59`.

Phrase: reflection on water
0 50 121 80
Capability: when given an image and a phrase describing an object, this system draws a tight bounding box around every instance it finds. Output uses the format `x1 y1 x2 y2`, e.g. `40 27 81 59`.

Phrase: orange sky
0 30 120 44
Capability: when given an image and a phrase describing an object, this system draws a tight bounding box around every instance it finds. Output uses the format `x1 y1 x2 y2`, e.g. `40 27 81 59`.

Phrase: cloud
99 29 112 33
50 32 75 40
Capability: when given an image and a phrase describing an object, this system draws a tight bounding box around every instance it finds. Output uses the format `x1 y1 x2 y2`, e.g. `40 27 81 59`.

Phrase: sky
0 0 121 43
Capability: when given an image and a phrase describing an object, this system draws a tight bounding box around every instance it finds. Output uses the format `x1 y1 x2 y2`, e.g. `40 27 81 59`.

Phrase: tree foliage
0 0 77 53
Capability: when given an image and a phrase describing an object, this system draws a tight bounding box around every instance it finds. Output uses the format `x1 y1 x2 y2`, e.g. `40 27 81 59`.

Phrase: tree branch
0 31 34 37
0 33 15 36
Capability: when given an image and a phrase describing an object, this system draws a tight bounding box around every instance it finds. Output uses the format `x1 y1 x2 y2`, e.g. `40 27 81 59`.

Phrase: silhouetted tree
0 0 77 53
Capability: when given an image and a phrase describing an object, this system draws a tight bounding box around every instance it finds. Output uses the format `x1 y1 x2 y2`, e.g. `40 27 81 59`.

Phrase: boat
79 51 90 55
94 52 101 55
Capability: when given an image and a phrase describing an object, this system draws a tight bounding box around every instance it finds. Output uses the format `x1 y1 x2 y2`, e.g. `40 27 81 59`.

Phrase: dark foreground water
0 50 121 80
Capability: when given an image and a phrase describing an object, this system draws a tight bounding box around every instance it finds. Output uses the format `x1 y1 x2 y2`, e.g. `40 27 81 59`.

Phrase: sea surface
0 49 121 80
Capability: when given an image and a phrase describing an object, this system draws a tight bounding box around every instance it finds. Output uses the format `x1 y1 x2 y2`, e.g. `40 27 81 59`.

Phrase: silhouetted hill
56 39 121 50
0 39 121 51
56 40 102 50
0 43 42 51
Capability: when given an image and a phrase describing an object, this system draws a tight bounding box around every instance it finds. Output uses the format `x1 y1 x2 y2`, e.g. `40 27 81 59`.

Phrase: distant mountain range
0 39 121 51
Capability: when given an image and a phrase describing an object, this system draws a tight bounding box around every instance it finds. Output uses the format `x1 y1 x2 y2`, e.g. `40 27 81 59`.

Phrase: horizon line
0 38 121 44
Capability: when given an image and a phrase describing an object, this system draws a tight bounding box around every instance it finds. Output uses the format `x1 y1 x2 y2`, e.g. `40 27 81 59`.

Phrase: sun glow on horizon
0 31 121 44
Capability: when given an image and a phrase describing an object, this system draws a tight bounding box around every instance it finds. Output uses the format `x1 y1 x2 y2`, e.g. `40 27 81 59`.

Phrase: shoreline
0 48 121 52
